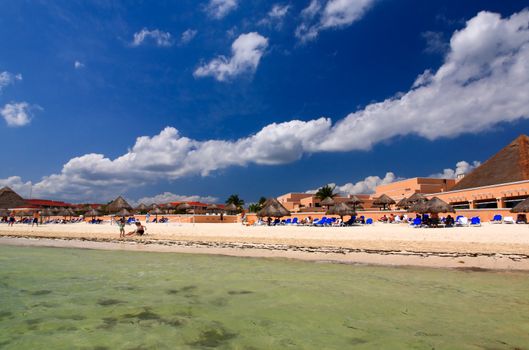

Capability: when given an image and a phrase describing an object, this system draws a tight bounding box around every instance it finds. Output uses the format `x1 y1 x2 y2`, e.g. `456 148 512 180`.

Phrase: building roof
0 186 26 209
451 134 529 191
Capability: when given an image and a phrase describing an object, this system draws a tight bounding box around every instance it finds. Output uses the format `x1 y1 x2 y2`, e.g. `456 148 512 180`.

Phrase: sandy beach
1 222 529 271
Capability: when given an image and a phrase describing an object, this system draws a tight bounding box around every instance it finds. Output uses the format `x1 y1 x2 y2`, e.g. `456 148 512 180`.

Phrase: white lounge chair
455 216 469 226
503 216 515 224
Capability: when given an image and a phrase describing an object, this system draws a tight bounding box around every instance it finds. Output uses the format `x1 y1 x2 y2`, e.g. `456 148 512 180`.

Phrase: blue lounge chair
410 218 422 227
292 218 299 225
365 218 373 225
470 217 481 227
284 218 292 225
315 217 327 226
490 214 502 224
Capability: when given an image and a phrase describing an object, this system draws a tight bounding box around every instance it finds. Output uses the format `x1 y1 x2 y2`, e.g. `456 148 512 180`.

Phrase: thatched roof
135 203 148 211
257 198 291 218
0 209 11 216
149 207 163 215
326 202 355 217
115 208 131 217
372 194 396 205
320 197 335 206
85 209 100 217
347 195 364 204
452 134 529 190
396 197 408 208
41 208 55 216
177 203 191 211
511 197 529 213
0 186 26 209
224 203 238 211
424 197 454 213
207 204 218 210
397 193 427 208
408 200 430 214
107 196 132 212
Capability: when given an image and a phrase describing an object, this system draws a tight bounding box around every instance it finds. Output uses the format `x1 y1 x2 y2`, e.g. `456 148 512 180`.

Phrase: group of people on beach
117 217 146 238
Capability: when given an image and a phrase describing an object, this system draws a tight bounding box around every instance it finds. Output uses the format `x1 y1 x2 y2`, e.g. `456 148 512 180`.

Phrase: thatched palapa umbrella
177 202 192 212
0 209 11 217
372 194 396 210
107 196 133 213
0 186 27 209
85 209 100 220
347 195 364 211
395 197 408 209
320 197 335 208
511 197 529 213
115 208 131 217
408 199 430 214
326 202 355 220
149 207 163 221
135 203 149 214
257 198 291 218
224 203 238 214
206 204 219 212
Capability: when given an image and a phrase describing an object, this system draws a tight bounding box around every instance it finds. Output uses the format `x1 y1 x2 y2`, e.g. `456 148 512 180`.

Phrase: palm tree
226 194 245 209
315 185 337 200
247 196 267 213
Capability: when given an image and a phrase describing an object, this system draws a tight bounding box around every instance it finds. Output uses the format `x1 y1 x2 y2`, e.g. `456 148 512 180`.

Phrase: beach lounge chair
503 216 515 224
470 217 481 227
284 218 292 225
365 218 373 225
455 216 469 226
315 217 328 226
292 218 299 225
410 217 422 227
490 214 502 224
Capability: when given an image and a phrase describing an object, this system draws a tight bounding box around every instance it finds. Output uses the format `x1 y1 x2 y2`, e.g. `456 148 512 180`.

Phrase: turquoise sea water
0 245 528 349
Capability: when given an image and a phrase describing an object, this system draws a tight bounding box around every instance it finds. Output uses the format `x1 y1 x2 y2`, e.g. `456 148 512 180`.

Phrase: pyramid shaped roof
451 135 529 191
0 186 27 209
106 196 132 212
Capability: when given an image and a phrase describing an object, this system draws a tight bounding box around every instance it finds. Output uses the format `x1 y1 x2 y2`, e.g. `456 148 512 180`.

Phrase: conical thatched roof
397 193 427 208
224 203 238 211
511 197 529 213
17 210 33 217
207 204 218 210
85 209 100 217
372 194 396 205
320 197 335 206
424 197 454 213
396 197 409 208
149 207 163 215
452 134 529 190
115 208 131 217
106 196 132 213
347 195 364 205
135 203 148 212
408 199 430 214
41 208 55 216
0 186 27 209
0 209 11 216
326 202 355 217
257 198 291 218
177 203 191 211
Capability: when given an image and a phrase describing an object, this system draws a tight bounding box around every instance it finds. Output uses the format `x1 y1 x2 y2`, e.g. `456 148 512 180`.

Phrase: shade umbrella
408 199 430 214
85 209 100 217
41 208 55 220
149 207 163 221
135 203 149 214
257 198 291 218
224 203 238 214
115 208 131 217
17 210 33 217
0 209 11 217
511 197 529 213
177 203 192 212
106 196 133 213
320 197 335 207
347 195 364 211
372 194 396 210
424 197 455 214
326 202 355 220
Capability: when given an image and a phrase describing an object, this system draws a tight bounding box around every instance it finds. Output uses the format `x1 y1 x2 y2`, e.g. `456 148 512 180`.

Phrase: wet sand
1 222 529 270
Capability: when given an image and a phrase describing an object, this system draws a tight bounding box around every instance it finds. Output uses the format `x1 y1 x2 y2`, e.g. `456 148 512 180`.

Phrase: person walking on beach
32 211 40 227
8 213 15 227
118 217 126 238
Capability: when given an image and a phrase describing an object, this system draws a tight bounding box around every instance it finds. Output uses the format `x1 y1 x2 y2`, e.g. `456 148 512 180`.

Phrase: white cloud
296 0 375 42
429 160 481 179
422 31 449 54
74 61 85 69
0 71 22 93
180 29 197 45
4 10 529 201
130 192 218 207
307 173 398 195
259 4 290 28
1 102 36 127
194 32 269 81
0 176 32 197
132 28 173 47
205 0 238 19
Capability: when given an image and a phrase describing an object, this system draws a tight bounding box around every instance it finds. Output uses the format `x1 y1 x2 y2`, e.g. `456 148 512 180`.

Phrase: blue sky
1 0 529 205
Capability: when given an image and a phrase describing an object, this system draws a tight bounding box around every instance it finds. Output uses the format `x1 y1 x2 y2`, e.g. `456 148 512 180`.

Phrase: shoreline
2 235 529 271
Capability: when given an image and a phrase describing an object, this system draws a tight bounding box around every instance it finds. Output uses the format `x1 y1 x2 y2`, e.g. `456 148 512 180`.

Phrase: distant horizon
1 1 528 204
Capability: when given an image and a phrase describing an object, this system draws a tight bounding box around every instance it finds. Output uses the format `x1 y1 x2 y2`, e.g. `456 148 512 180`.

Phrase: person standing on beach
8 213 15 226
32 211 40 227
118 217 125 238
